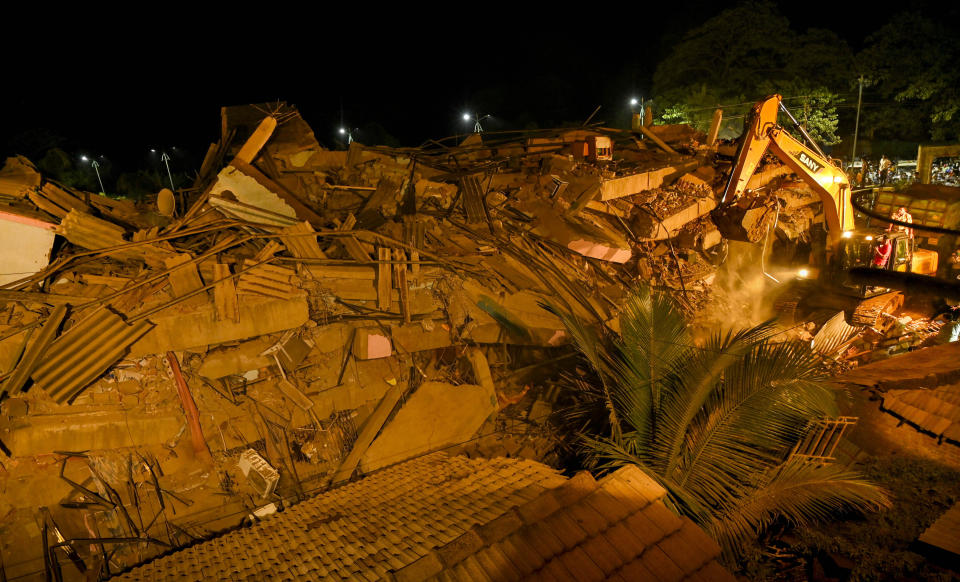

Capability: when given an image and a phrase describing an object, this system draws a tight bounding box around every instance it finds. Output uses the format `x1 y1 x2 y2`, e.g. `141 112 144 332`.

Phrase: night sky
0 2 946 174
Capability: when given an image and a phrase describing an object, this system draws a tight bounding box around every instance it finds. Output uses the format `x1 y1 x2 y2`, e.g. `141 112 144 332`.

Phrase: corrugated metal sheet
811 311 860 356
28 183 89 219
208 196 298 228
460 176 487 224
237 261 301 299
0 305 67 397
280 221 326 259
57 209 126 249
31 306 153 404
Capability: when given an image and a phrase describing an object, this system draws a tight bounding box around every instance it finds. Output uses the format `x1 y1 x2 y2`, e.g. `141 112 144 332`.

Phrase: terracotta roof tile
635 545 686 582
688 559 739 582
640 499 685 535
612 555 660 580
608 464 667 502
496 533 545 575
524 519 568 559
579 533 628 575
539 555 577 582
543 511 591 550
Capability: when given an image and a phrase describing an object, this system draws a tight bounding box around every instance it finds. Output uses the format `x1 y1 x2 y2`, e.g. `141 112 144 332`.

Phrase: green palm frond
545 305 624 439
657 320 779 477
709 458 892 554
555 284 889 557
676 341 837 497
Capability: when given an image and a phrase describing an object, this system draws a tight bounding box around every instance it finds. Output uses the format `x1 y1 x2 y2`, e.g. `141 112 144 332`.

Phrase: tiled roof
883 384 960 444
114 453 566 581
919 502 960 556
113 454 735 582
396 464 735 582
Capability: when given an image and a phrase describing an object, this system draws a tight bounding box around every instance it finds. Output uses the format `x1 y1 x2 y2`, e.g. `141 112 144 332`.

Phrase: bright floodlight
630 98 639 106
339 128 346 134
842 231 853 239
80 155 88 162
463 113 471 121
865 235 874 241
797 269 810 278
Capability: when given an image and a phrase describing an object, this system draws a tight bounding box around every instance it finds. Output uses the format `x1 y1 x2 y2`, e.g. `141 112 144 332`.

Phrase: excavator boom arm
722 94 854 250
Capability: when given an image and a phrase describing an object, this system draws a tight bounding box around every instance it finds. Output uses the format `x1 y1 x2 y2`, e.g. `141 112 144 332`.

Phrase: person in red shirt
873 235 892 268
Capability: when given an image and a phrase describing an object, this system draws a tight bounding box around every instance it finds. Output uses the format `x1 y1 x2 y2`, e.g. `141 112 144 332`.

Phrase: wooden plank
331 385 403 484
337 213 371 262
234 117 277 165
636 124 678 155
213 263 240 323
163 254 204 298
280 221 326 259
394 249 410 324
377 247 392 311
356 178 398 229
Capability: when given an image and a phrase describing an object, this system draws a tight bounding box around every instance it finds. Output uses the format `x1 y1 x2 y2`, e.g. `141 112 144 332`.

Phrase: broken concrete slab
631 196 717 240
359 380 496 472
130 295 310 356
198 337 276 379
389 322 452 353
530 202 631 263
0 409 184 456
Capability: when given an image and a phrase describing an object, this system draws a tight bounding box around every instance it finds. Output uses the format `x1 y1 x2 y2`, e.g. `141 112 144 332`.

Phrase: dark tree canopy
651 1 855 145
859 13 960 142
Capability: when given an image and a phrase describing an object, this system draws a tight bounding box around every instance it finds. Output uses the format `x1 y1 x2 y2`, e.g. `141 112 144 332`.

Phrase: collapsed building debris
0 101 944 578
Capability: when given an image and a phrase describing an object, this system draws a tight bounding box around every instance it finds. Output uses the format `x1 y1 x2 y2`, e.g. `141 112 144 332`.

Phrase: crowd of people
930 158 960 186
848 155 915 187
847 156 960 188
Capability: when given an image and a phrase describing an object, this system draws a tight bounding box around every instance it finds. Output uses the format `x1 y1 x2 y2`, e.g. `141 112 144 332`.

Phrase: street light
338 127 353 144
463 113 491 133
630 97 639 106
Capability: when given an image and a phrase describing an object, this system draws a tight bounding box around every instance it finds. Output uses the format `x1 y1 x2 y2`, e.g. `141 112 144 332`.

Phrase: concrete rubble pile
0 103 834 578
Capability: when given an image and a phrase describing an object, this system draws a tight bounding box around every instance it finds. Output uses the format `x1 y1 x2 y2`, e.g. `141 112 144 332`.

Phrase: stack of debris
0 103 835 578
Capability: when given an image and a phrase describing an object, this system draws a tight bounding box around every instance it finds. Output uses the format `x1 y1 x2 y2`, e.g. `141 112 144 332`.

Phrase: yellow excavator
716 94 938 326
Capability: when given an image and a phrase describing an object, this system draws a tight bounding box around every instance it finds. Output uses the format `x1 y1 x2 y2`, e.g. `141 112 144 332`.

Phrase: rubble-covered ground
0 103 951 580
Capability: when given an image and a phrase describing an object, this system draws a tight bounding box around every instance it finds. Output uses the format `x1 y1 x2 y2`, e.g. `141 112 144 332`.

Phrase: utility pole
851 76 864 164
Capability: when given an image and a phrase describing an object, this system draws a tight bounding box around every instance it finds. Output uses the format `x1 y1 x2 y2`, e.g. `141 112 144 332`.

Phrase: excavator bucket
710 197 778 244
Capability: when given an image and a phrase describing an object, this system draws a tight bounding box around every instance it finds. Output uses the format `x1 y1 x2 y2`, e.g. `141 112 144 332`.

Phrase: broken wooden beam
377 247 392 311
166 352 213 463
331 384 403 484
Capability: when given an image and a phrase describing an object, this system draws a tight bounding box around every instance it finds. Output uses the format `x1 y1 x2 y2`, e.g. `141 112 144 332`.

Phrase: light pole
160 152 176 192
463 113 491 133
851 76 864 164
630 96 647 134
90 160 105 194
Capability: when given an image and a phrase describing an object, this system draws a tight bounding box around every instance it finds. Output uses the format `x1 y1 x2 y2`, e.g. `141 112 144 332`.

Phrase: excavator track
851 291 904 328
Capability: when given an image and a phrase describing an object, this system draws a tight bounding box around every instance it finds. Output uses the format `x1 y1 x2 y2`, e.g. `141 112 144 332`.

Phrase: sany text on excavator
715 94 938 326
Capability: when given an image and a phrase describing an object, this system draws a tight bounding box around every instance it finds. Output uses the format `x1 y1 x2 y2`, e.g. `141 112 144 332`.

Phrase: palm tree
551 286 890 554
